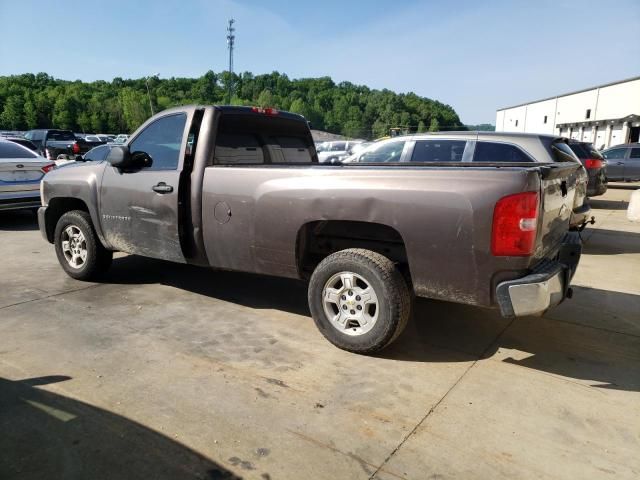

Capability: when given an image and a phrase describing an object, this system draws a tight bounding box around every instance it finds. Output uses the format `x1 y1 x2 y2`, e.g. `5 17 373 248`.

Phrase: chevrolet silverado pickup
38 106 588 354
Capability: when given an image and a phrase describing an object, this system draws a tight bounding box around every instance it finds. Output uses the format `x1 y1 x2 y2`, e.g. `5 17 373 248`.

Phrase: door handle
152 182 173 194
616 162 624 165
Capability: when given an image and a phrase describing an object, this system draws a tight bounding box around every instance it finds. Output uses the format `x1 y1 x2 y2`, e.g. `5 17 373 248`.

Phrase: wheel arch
44 197 102 245
295 220 412 287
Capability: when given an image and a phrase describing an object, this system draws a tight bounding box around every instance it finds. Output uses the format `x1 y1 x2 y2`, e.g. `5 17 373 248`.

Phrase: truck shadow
0 210 39 231
105 256 640 393
0 375 241 480
383 286 640 392
588 198 629 211
583 229 640 255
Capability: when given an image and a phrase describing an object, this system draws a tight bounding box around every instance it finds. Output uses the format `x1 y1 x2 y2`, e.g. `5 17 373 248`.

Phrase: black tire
308 248 411 354
54 210 112 280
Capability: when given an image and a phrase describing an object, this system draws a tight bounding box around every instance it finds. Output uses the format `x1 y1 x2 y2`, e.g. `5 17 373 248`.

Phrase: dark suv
567 141 607 197
601 143 640 181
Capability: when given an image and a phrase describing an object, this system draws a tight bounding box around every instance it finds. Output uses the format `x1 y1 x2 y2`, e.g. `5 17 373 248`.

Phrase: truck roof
158 105 307 123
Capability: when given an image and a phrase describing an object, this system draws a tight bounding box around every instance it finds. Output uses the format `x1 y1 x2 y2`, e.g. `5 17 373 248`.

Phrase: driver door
99 112 190 263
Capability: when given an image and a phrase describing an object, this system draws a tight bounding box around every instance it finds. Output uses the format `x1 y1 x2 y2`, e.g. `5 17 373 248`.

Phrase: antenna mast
226 18 235 103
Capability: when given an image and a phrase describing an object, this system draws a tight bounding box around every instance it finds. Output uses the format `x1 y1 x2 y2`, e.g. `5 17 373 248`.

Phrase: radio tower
226 19 235 104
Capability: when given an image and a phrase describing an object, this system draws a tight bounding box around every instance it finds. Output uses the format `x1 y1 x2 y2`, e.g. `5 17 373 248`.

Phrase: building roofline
496 75 640 112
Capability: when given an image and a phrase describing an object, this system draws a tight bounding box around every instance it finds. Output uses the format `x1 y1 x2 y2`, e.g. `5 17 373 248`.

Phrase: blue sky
1 0 638 124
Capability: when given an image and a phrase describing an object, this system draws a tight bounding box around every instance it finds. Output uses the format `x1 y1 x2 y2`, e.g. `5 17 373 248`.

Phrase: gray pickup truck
38 106 588 354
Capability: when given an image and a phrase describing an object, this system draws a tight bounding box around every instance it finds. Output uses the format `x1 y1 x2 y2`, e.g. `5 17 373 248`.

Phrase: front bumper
37 206 50 242
496 232 582 317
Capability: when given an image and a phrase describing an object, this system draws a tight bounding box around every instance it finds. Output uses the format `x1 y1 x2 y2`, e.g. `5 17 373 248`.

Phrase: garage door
570 129 581 140
581 127 593 143
610 125 624 146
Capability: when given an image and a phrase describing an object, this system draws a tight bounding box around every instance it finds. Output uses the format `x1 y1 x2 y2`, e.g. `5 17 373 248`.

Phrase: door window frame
126 110 195 172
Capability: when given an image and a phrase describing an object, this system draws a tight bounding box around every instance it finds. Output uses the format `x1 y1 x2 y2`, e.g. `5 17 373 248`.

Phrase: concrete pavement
1 185 639 479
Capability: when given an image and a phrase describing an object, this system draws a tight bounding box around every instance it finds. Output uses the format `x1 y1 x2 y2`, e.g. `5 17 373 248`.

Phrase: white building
495 76 640 148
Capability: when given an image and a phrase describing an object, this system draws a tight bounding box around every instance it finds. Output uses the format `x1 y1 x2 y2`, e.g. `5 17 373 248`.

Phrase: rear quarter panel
202 166 541 307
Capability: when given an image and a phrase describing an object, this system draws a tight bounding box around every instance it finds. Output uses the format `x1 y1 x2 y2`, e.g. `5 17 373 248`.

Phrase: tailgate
536 162 584 259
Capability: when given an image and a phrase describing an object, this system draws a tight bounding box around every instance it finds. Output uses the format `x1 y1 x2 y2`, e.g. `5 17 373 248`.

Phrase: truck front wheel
54 210 112 280
308 248 411 354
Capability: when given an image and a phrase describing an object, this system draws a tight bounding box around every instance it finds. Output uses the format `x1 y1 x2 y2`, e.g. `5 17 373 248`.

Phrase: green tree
429 118 440 132
0 95 25 129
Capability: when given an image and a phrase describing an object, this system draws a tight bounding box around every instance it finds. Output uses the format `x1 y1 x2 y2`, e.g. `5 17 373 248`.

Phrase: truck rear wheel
308 248 411 354
54 210 112 280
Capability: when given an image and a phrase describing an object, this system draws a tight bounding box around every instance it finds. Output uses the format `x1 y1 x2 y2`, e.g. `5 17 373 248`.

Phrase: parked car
55 144 117 168
567 141 607 197
317 140 363 163
39 106 587 354
113 134 129 144
23 129 93 161
601 143 640 181
5 137 38 152
343 132 590 228
0 139 54 212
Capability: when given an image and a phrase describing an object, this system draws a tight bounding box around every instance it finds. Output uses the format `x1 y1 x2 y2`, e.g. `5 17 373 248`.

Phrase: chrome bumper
496 232 581 317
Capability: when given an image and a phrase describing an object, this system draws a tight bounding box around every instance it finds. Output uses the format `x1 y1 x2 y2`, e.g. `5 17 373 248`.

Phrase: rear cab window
47 130 76 141
213 112 315 165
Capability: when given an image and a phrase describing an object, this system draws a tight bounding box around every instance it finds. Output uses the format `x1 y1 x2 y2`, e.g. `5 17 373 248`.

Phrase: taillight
72 142 81 154
491 192 539 256
584 158 603 169
251 106 279 116
41 163 55 174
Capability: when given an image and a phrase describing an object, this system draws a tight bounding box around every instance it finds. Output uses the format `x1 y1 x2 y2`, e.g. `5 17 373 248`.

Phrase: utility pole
226 18 235 104
145 73 159 115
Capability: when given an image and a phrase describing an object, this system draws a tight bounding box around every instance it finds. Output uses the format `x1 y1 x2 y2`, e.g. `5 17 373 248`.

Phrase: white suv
316 140 363 163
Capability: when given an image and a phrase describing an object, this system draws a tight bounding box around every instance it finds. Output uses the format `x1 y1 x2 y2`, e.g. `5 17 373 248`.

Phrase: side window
84 145 109 161
603 148 626 160
474 142 532 162
411 140 466 162
24 131 33 140
359 141 405 163
129 113 187 170
214 133 264 164
330 142 346 152
630 148 640 159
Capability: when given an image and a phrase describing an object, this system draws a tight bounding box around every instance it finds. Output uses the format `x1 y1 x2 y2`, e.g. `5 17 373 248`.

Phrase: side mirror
106 145 131 168
106 147 153 170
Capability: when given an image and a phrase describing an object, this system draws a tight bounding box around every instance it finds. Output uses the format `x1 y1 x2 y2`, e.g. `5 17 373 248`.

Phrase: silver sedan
0 139 54 212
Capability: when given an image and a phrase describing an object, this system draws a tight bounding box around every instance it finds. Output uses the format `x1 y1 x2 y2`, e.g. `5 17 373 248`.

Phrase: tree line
0 71 465 139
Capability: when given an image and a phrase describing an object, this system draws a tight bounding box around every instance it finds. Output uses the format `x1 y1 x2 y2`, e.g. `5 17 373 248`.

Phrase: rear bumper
496 232 581 317
0 192 41 211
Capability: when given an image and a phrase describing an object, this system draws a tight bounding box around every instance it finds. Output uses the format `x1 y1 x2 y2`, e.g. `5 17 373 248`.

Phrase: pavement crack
0 284 103 310
368 318 517 480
